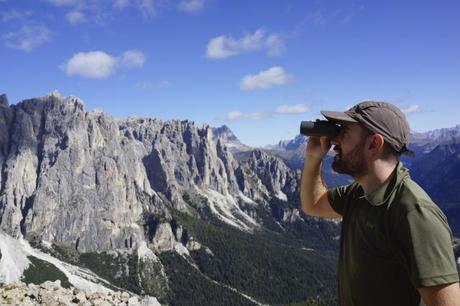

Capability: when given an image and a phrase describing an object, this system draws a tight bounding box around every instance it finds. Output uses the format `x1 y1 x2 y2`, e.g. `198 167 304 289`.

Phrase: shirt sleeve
327 182 357 216
395 203 459 288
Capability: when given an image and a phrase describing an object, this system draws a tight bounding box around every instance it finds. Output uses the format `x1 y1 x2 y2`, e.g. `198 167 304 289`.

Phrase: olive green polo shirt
328 162 459 306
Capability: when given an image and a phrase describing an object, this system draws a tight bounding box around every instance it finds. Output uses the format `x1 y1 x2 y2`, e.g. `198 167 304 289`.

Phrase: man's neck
356 160 398 194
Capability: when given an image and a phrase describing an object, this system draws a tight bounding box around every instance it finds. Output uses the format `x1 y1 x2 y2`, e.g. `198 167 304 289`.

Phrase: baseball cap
321 101 414 156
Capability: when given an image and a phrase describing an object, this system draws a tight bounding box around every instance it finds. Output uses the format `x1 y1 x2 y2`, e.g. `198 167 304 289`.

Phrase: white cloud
402 105 420 114
61 51 117 79
275 104 308 114
309 10 326 26
120 50 146 68
3 24 51 52
61 50 146 79
227 111 243 121
240 66 292 90
138 0 156 16
226 104 308 122
66 10 86 24
339 12 354 26
1 10 32 22
44 0 156 24
45 0 77 6
206 36 237 59
46 0 209 22
113 0 156 16
264 34 285 56
136 80 171 89
206 29 285 59
178 0 206 13
114 0 130 9
226 111 271 122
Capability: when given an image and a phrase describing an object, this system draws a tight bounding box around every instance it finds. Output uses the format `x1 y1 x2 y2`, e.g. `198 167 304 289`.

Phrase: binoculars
300 120 341 138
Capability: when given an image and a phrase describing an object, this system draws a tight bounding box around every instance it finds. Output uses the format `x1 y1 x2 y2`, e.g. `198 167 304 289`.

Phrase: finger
319 136 331 152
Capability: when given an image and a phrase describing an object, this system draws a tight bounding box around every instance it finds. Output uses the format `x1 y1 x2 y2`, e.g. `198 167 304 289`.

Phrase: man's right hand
306 136 332 161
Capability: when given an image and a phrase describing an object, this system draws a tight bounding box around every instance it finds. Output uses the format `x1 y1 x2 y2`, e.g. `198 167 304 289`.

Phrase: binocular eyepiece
300 120 341 138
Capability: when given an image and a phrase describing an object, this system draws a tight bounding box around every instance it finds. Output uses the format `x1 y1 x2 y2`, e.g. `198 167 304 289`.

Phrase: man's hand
306 136 332 161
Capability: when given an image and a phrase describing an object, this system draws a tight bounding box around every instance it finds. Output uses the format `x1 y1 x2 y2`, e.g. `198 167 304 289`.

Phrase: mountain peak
0 94 8 107
218 124 232 133
212 125 251 153
9 92 86 115
213 125 236 139
49 89 62 98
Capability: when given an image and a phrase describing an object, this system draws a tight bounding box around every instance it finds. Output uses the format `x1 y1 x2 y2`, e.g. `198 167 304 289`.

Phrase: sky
0 0 459 147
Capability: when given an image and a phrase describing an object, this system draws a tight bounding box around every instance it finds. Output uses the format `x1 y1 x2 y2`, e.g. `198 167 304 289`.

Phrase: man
300 101 460 306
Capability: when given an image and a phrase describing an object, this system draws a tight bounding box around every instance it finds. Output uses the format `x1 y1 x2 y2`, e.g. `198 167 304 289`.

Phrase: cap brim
320 110 358 123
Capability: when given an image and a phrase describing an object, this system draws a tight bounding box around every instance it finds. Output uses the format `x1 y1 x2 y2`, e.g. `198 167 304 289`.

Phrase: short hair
362 126 401 161
382 142 402 160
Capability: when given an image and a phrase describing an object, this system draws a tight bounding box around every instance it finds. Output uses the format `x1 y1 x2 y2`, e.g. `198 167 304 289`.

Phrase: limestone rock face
0 93 303 253
118 118 242 208
151 223 176 251
0 94 166 252
244 150 300 202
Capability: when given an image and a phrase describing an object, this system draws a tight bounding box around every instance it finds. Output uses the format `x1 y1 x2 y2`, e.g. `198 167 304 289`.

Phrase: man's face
331 123 371 177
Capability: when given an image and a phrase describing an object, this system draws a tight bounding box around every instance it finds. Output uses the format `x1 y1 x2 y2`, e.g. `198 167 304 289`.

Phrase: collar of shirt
357 162 409 207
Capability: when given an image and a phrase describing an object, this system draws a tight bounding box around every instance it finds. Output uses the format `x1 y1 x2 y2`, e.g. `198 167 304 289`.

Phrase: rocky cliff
0 93 309 254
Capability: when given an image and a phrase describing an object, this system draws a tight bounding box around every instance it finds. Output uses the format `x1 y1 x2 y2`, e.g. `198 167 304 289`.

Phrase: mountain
409 143 460 236
266 134 307 152
211 125 252 153
410 125 460 146
0 92 339 305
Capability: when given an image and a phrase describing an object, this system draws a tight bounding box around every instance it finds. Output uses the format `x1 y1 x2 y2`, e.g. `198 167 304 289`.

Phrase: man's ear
368 134 385 152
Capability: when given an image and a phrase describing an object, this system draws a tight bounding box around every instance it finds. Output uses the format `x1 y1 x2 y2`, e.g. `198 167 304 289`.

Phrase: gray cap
321 101 414 156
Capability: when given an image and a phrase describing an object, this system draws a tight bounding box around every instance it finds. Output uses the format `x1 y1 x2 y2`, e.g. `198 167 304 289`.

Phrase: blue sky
0 0 459 146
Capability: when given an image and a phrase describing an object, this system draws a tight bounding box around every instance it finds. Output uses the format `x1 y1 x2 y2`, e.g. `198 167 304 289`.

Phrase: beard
331 140 368 177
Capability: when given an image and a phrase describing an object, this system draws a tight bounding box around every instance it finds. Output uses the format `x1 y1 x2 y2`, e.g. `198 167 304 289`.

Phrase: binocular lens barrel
300 120 341 137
